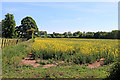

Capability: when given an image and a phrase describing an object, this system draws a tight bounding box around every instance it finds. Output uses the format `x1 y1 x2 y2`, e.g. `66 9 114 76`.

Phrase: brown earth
20 53 105 68
20 53 40 68
20 53 57 68
20 59 40 68
87 58 105 68
42 64 57 68
87 61 101 68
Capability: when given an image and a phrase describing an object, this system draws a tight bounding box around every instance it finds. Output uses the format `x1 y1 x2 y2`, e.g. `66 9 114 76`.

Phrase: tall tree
16 16 38 38
2 13 16 38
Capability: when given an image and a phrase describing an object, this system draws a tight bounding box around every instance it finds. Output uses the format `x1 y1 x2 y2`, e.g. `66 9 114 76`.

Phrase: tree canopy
2 13 16 38
16 16 39 39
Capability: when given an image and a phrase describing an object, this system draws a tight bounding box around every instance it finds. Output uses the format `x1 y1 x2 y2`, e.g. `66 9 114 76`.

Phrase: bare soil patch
20 53 105 68
20 53 40 67
20 59 40 68
20 53 57 68
87 58 105 68
42 64 57 68
87 61 101 68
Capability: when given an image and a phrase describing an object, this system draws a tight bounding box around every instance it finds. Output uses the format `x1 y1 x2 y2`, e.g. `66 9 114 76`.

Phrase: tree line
47 30 120 39
1 13 120 39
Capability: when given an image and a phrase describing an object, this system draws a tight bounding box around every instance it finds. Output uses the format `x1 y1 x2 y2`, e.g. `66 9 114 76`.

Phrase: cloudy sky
2 2 118 33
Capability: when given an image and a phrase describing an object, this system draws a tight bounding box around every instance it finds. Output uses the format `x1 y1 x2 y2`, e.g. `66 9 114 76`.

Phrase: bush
106 57 120 80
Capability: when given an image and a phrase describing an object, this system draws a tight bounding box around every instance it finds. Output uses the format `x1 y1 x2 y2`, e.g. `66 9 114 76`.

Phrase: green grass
2 39 32 76
2 62 111 78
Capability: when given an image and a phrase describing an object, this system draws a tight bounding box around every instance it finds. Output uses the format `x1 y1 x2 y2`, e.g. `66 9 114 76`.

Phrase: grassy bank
3 63 111 78
2 39 32 77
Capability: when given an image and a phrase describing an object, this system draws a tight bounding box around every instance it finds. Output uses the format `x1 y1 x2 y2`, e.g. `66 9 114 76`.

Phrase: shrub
106 57 120 80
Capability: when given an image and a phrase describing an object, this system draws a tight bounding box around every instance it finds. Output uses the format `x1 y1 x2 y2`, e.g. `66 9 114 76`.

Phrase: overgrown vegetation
2 39 32 70
106 56 120 80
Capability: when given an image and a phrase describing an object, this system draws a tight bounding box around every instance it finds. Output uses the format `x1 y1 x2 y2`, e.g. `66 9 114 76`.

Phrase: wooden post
27 28 36 39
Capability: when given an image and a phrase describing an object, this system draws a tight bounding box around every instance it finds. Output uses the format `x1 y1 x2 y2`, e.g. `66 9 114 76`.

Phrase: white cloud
4 8 17 12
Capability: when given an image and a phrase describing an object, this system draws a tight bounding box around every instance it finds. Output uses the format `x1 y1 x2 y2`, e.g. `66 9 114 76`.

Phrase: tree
73 31 82 37
110 30 119 39
94 32 100 39
16 16 38 38
39 31 47 36
82 31 86 38
63 32 68 38
86 32 94 38
98 32 107 39
2 13 16 38
63 32 67 35
68 31 72 37
51 32 55 38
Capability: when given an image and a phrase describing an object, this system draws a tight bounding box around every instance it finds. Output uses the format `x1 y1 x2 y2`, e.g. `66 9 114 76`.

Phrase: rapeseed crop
32 38 119 64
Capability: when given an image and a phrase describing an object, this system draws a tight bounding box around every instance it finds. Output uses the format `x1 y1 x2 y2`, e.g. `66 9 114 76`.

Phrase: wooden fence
0 38 27 49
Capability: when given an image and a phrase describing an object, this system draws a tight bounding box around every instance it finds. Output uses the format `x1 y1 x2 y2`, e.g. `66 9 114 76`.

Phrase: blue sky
2 2 118 33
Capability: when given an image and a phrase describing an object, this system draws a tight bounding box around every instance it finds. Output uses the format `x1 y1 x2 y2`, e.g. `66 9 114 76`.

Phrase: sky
1 2 118 34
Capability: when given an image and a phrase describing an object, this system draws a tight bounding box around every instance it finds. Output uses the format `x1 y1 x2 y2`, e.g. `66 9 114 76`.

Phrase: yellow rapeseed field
32 38 119 64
